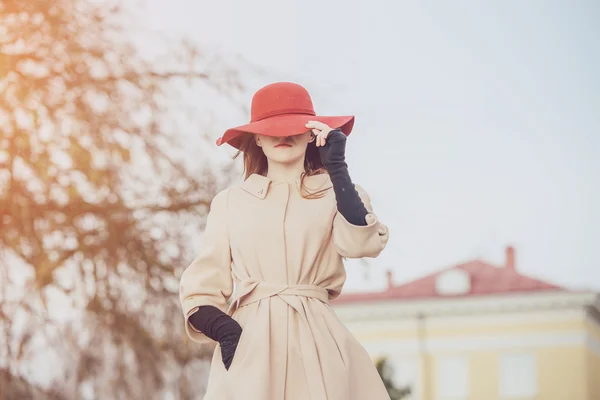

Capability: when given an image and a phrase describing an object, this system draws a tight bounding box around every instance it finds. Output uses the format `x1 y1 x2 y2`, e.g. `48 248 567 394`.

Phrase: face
255 131 314 164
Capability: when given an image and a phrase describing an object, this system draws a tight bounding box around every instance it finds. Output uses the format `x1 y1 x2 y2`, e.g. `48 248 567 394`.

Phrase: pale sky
139 0 599 292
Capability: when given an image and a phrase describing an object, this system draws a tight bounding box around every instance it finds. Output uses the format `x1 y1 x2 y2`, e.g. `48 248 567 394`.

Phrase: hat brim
216 114 355 149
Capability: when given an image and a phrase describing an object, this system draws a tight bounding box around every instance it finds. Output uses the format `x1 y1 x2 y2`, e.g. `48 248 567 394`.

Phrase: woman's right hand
187 305 242 370
219 326 242 370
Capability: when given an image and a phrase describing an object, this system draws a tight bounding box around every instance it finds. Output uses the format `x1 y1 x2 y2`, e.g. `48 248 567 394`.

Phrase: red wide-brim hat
217 82 355 149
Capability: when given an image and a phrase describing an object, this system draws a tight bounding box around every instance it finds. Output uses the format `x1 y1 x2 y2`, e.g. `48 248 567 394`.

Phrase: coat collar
241 173 332 199
242 174 271 199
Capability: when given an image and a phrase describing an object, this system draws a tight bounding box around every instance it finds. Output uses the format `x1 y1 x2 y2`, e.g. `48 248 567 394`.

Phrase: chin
270 155 299 164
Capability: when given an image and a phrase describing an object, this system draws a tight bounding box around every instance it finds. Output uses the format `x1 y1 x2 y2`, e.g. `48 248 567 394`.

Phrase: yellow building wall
466 350 499 400
585 318 600 400
355 315 597 400
519 346 587 400
588 351 600 400
420 346 588 400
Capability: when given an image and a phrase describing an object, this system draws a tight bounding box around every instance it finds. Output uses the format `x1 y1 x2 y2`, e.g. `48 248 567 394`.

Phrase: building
333 246 600 400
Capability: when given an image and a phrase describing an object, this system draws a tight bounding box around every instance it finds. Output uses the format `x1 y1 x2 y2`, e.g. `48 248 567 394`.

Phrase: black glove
189 305 242 370
318 129 368 226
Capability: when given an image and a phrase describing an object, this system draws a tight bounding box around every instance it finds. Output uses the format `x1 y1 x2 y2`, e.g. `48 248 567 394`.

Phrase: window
437 356 469 399
435 269 471 295
499 353 537 398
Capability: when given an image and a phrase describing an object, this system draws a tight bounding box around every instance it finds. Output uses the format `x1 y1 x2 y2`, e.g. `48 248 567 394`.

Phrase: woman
179 82 390 399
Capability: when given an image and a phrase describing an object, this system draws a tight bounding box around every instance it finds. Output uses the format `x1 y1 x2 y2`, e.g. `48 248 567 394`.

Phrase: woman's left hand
306 120 347 168
306 120 334 147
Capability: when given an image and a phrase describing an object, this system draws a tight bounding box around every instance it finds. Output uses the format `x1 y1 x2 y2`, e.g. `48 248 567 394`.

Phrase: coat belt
227 279 332 398
227 280 330 314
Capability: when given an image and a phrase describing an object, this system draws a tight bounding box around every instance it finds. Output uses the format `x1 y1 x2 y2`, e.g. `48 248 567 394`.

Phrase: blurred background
1 0 598 399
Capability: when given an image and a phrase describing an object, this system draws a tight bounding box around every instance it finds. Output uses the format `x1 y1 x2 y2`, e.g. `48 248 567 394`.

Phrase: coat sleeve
332 184 389 258
179 188 233 344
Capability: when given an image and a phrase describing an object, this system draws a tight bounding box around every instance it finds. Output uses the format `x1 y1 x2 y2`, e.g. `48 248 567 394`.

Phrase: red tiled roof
334 253 564 305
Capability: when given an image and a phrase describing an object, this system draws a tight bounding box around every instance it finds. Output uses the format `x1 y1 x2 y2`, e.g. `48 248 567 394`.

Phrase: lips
275 143 292 148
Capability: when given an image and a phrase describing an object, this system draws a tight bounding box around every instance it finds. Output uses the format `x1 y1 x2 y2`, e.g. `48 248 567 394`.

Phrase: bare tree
0 0 244 398
0 367 65 400
375 357 413 400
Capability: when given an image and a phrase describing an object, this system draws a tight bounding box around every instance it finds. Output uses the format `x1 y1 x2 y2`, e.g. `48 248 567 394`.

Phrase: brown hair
233 133 328 199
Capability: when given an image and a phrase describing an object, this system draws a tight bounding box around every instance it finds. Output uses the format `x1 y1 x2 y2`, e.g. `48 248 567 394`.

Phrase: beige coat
179 173 390 400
